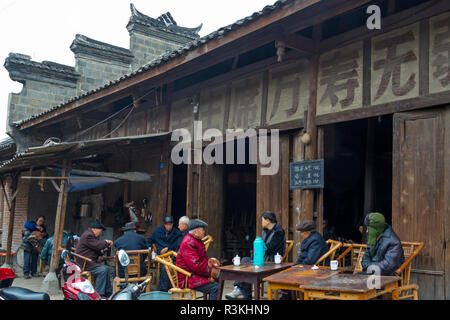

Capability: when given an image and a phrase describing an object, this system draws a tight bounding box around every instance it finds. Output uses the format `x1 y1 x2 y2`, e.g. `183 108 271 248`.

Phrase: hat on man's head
296 220 316 232
90 221 106 230
163 216 174 224
367 212 385 246
122 222 137 231
188 219 208 231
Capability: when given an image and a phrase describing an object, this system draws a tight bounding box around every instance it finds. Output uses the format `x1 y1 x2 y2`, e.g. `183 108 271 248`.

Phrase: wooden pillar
2 173 18 266
48 162 71 273
292 131 305 262
301 24 322 221
316 127 324 235
363 118 376 215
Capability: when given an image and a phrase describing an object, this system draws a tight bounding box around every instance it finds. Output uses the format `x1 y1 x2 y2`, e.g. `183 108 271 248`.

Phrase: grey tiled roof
128 4 202 40
0 137 15 152
4 53 78 76
15 0 292 128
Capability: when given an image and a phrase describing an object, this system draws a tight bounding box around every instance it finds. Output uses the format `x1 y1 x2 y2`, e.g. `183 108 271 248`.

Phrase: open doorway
171 164 187 223
322 115 392 243
222 138 257 261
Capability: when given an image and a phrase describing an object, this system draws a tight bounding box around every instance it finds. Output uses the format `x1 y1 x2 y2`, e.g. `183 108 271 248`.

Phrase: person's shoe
31 273 39 277
24 274 31 279
225 286 245 300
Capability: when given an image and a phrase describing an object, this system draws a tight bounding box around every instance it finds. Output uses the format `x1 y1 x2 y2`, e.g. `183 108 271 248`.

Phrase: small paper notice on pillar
311 265 319 270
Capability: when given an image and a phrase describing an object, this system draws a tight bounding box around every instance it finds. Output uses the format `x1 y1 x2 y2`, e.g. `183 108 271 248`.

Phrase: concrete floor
6 269 237 300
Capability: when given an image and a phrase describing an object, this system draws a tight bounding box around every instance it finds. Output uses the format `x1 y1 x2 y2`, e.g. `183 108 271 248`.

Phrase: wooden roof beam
18 0 375 131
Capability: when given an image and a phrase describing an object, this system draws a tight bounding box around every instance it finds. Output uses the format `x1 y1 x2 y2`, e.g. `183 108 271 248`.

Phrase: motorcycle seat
0 287 50 300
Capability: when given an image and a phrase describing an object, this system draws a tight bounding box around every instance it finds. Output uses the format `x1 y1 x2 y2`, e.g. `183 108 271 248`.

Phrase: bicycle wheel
13 247 24 268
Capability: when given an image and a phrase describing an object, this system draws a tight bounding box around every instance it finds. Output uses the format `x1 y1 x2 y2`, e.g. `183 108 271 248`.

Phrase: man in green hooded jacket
361 212 404 276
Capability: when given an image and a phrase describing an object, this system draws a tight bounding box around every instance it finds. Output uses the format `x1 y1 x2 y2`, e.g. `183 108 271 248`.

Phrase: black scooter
109 250 151 300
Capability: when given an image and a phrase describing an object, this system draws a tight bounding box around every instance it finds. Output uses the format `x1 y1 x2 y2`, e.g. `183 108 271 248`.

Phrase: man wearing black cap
147 216 181 291
114 222 148 278
295 220 328 265
75 221 113 298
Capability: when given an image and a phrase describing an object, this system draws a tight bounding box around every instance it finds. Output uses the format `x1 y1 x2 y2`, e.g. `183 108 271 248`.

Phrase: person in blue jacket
114 222 148 277
146 216 181 291
40 231 70 266
295 220 328 265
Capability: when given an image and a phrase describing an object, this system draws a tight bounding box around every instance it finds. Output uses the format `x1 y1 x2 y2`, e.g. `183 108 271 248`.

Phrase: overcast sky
0 0 272 140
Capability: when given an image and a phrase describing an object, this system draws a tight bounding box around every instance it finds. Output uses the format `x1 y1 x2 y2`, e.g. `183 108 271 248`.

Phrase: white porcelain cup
274 253 282 264
330 260 338 270
232 255 241 266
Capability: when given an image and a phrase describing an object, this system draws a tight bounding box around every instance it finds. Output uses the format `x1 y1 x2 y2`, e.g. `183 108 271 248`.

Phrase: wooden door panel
256 135 290 239
197 164 224 259
393 111 445 299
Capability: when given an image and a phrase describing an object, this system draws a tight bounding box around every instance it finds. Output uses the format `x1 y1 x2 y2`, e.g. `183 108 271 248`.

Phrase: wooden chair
70 250 95 284
334 242 367 270
155 251 207 300
335 241 424 299
351 245 367 274
282 240 294 262
395 242 424 300
202 235 214 251
315 239 343 266
149 243 159 286
113 249 152 293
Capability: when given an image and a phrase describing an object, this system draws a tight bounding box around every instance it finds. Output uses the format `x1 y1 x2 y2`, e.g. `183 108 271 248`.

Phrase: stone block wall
129 30 189 71
71 34 133 94
4 53 79 128
4 5 201 133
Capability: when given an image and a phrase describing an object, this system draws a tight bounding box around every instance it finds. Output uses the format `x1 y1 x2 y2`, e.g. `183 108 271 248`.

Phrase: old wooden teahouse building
0 0 449 299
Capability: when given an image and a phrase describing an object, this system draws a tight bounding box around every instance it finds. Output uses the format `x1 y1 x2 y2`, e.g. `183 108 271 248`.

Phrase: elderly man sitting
362 212 404 276
296 220 328 265
176 219 219 300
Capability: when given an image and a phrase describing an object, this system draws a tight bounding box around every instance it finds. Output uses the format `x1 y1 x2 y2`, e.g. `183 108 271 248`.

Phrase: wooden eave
17 0 374 131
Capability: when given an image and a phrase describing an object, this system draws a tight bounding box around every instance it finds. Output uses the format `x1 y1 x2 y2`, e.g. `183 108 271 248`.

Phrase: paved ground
8 267 236 300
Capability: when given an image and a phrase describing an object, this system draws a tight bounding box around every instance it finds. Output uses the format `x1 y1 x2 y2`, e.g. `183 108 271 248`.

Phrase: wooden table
217 262 293 300
300 274 401 300
263 265 345 300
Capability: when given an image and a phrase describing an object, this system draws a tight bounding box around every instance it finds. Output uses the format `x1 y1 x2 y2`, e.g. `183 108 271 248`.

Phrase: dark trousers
90 264 112 297
159 264 172 292
23 250 38 276
195 282 219 300
233 257 252 299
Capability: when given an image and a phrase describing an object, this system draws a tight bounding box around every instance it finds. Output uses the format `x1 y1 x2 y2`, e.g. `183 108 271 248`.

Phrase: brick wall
0 174 30 252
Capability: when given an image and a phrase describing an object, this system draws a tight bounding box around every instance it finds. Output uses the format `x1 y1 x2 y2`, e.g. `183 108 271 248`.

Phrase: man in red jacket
176 219 218 300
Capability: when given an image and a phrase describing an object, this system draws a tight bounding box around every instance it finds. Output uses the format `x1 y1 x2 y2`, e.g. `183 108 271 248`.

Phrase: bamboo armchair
395 242 424 300
334 242 367 270
70 250 94 284
282 240 294 262
315 239 343 266
155 251 207 300
150 243 159 286
202 235 214 251
335 241 424 299
113 249 152 293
